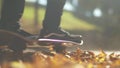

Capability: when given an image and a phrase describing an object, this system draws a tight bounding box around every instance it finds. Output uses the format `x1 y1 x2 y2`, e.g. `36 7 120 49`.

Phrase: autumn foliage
0 48 120 68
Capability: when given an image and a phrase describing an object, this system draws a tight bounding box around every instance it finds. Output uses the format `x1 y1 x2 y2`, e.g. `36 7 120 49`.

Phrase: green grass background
21 6 98 34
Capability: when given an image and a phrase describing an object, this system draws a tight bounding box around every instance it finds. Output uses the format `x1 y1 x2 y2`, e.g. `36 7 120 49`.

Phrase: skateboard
37 38 83 53
0 30 83 53
38 38 83 46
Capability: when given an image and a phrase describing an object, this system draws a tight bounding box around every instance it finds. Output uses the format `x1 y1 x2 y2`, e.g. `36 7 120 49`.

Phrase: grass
21 6 99 34
61 12 97 31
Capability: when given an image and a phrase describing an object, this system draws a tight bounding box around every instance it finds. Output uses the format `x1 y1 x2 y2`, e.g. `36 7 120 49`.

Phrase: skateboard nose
0 30 30 51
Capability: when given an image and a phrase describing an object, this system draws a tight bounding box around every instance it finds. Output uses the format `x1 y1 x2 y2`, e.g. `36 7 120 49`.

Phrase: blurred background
0 0 120 51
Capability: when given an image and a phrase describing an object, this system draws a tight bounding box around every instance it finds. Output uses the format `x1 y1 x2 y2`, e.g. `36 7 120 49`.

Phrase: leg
42 0 66 31
39 0 82 44
0 0 31 36
0 0 25 30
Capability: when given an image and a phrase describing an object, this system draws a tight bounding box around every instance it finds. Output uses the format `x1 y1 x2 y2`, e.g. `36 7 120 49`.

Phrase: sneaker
0 27 32 37
39 28 83 44
16 29 32 37
0 22 32 37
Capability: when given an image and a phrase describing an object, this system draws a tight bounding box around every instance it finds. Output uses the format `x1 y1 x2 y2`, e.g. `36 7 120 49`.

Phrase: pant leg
0 0 25 30
43 0 66 31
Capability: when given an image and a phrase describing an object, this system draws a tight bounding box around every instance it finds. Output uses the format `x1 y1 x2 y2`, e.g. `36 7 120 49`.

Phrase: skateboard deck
0 29 83 53
0 29 31 51
37 38 83 53
38 38 83 46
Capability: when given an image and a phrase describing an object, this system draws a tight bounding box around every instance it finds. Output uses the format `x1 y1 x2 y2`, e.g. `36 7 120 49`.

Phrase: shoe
16 29 32 37
0 29 32 37
39 28 83 43
0 21 32 37
0 25 32 37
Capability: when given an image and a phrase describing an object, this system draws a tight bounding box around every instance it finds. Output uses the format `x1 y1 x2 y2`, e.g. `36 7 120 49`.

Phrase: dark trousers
0 0 25 30
43 0 66 30
0 0 66 30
